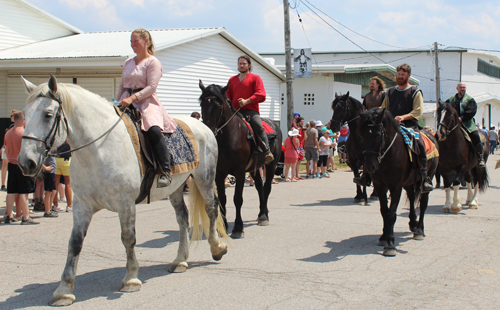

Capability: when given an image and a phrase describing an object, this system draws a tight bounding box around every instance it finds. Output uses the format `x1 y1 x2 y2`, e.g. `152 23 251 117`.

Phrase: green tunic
448 93 478 133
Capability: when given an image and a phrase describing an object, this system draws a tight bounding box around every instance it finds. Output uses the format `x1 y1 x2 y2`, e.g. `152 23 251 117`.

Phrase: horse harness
437 111 459 141
362 123 398 164
330 100 360 129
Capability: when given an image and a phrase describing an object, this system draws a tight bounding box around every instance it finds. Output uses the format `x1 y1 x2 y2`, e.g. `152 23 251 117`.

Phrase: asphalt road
1 154 500 309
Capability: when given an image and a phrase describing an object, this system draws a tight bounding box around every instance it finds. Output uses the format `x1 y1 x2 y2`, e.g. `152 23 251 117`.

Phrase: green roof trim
340 65 419 86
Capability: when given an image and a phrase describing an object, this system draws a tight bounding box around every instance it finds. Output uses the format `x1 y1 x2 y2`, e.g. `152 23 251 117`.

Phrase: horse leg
193 176 228 261
167 186 190 273
383 186 403 257
256 165 274 226
451 185 462 213
414 193 429 240
215 175 228 230
117 205 142 291
467 182 479 209
407 188 417 233
376 185 390 246
49 205 93 306
231 171 246 239
442 187 452 213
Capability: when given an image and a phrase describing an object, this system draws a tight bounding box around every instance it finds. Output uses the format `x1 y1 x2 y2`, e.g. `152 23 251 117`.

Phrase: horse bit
22 92 126 157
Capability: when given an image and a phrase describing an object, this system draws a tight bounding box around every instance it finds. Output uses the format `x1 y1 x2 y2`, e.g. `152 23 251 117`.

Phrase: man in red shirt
4 111 38 225
226 55 274 163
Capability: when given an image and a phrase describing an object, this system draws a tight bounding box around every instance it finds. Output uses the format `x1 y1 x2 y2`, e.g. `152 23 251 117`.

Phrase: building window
304 93 314 105
281 93 285 105
478 58 500 79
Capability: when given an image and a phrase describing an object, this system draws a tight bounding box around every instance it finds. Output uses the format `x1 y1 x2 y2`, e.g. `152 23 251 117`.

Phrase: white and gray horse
18 75 228 306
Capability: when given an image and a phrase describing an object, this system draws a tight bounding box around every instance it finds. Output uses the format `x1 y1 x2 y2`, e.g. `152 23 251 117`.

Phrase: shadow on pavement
1 261 219 308
136 230 181 248
292 197 372 208
299 232 412 263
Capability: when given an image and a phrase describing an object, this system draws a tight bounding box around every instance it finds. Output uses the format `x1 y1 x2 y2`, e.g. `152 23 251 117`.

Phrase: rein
437 112 459 141
216 107 240 136
362 123 398 163
22 92 127 157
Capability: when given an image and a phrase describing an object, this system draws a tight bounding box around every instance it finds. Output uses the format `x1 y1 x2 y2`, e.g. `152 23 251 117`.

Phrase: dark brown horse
436 101 489 213
198 80 282 238
329 92 371 205
358 108 439 256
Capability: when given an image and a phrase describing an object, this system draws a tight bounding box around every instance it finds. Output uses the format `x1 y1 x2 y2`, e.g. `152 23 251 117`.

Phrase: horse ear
346 91 350 97
335 92 339 99
341 92 349 101
48 74 58 94
376 108 385 124
221 83 229 94
199 79 205 91
21 76 37 94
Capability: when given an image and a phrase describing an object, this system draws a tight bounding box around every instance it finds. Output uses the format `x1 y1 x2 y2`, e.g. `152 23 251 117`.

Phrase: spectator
489 126 498 155
318 129 333 178
4 111 38 224
304 120 320 178
284 128 300 182
294 117 305 180
42 155 58 217
338 123 349 164
54 142 73 212
190 111 201 120
327 125 338 172
316 120 324 139
1 110 20 191
291 112 301 129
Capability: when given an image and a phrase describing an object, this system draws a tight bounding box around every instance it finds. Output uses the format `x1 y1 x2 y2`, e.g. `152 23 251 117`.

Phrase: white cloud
164 0 216 18
58 0 126 30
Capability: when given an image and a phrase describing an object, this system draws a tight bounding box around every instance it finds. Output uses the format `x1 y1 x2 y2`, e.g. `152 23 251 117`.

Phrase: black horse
329 92 371 205
436 101 489 212
198 80 282 238
358 108 439 256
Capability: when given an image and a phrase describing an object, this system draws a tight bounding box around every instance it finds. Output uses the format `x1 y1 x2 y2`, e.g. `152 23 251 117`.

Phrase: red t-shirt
4 126 24 164
226 72 266 113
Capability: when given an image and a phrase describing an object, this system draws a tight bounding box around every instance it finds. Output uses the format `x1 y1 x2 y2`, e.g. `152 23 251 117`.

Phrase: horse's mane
26 82 112 118
360 108 401 132
437 100 458 119
331 95 363 111
199 84 236 112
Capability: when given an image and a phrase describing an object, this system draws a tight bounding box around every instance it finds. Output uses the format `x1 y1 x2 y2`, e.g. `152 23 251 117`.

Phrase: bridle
330 99 360 129
437 109 459 140
202 95 240 136
22 91 126 157
362 122 398 164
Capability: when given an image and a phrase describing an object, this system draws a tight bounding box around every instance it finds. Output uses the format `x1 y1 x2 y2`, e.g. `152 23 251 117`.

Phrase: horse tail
473 166 489 192
188 178 229 244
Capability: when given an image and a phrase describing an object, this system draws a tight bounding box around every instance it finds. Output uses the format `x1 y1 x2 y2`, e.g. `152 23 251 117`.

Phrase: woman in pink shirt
283 129 300 182
117 28 176 187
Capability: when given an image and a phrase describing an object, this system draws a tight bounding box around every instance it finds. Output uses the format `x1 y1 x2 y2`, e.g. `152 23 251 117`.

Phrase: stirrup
265 151 274 164
478 157 486 167
157 172 172 188
422 177 433 193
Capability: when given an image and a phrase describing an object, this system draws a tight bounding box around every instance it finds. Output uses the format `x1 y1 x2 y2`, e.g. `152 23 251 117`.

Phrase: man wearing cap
304 120 321 178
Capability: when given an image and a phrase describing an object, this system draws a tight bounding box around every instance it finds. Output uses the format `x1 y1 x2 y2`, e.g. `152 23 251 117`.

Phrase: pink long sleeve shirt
116 56 176 133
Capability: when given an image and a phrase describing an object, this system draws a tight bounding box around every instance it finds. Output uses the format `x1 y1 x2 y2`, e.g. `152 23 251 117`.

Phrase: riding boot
353 172 371 187
257 135 274 164
419 154 433 193
476 142 486 167
152 137 172 188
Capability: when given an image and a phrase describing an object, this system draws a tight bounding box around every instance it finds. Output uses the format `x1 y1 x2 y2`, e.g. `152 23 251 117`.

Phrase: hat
293 112 301 117
288 128 301 137
315 120 323 127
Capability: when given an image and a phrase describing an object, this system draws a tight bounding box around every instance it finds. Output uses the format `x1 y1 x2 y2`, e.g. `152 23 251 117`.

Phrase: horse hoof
354 198 362 203
369 195 378 200
212 244 228 261
377 240 388 246
358 200 366 206
49 294 75 307
413 234 425 241
383 246 397 256
257 215 269 226
168 262 188 273
451 206 462 213
409 226 417 233
230 231 244 239
120 279 142 292
469 204 478 209
441 207 450 213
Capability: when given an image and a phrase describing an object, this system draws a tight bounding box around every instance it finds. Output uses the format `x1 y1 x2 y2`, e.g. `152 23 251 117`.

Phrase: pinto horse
198 80 282 238
358 108 439 256
329 92 370 205
436 101 489 213
18 76 228 306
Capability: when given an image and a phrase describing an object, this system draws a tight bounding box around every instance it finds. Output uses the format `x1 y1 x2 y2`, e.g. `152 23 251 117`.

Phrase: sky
28 0 500 54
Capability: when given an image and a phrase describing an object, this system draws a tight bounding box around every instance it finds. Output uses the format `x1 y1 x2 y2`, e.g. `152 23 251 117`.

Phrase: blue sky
29 0 500 54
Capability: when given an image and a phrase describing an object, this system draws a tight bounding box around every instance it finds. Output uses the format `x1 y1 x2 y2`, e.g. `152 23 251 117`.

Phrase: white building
0 0 285 142
262 48 500 132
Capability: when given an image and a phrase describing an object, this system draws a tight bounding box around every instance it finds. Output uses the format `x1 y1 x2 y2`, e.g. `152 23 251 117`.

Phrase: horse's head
359 108 398 174
18 75 69 176
198 80 229 134
436 100 459 141
329 92 363 132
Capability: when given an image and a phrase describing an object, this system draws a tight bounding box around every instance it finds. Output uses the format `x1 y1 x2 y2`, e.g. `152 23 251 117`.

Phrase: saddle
241 116 277 151
113 106 199 204
399 126 439 162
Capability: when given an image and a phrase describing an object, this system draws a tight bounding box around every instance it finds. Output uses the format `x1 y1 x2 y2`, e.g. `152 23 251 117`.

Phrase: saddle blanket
165 119 199 175
399 126 438 161
243 119 276 134
460 126 487 143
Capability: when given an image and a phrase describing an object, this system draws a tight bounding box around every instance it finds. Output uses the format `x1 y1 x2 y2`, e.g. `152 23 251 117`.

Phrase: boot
353 173 371 187
420 155 433 193
265 150 274 164
476 142 486 167
152 137 172 188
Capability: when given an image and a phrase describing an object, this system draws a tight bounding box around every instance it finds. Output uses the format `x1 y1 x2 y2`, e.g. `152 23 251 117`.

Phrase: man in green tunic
445 82 485 167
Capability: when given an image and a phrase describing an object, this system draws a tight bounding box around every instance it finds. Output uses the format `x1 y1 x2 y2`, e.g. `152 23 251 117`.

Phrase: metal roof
0 27 284 81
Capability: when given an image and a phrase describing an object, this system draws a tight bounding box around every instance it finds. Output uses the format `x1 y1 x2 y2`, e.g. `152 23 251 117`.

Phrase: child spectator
318 130 333 178
284 128 300 182
42 155 58 217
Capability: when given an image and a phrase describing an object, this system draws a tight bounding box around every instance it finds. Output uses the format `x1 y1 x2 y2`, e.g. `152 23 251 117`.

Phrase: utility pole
283 0 294 130
434 42 441 105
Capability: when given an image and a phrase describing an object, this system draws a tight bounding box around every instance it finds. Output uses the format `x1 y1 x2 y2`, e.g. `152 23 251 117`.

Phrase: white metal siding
0 0 76 50
76 78 115 102
156 34 281 120
0 71 7 117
